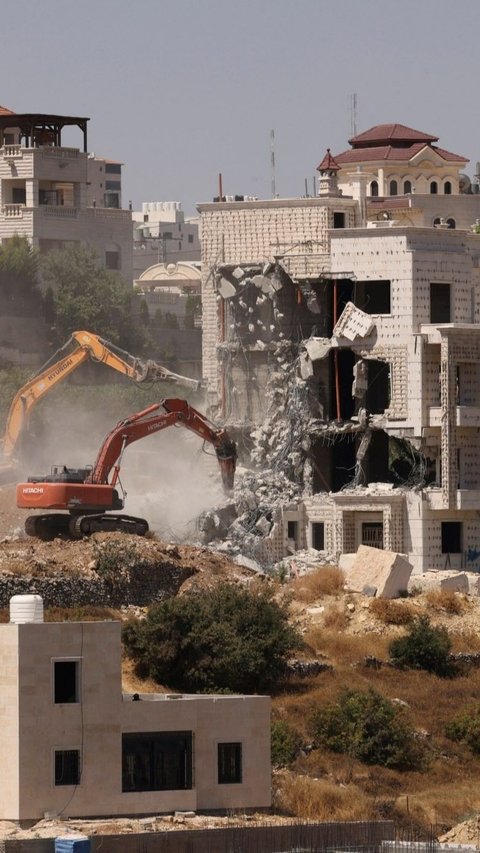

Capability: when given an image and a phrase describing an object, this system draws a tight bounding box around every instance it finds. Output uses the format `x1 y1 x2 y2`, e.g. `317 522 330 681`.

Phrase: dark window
333 211 345 228
312 522 325 550
389 180 398 196
218 742 242 784
105 180 121 191
370 180 378 197
430 282 451 323
441 522 462 554
188 234 194 243
179 241 182 250
287 521 298 541
54 660 79 703
447 218 456 229
362 522 383 549
355 280 391 314
444 181 452 195
163 231 173 240
122 732 192 792
143 214 148 222
4 133 14 144
430 181 438 194
105 163 121 174
105 251 120 270
104 192 120 209
403 180 412 194
55 749 80 786
12 187 26 204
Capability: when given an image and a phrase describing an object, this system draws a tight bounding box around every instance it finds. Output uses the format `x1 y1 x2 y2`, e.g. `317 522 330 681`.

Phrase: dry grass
274 771 373 821
369 597 415 625
304 627 390 665
425 589 468 615
288 567 345 603
323 604 349 631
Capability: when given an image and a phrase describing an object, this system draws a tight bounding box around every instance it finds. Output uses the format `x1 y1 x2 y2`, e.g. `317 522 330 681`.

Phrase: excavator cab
28 465 92 485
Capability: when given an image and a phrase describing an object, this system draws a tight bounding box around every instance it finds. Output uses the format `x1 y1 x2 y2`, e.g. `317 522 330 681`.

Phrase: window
389 180 398 196
362 522 383 549
104 192 120 209
287 520 298 541
188 234 194 243
12 187 26 204
163 231 173 240
403 180 412 194
312 522 325 551
430 282 451 323
105 180 121 191
122 732 192 792
55 749 80 786
178 241 182 250
218 742 242 784
444 181 452 194
430 181 438 194
105 163 121 174
105 251 120 270
441 522 462 554
333 211 345 228
355 280 391 314
54 660 80 704
447 218 456 229
370 180 378 197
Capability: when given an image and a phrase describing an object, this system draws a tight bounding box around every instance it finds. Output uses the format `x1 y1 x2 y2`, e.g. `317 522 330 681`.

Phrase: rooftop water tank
9 594 44 624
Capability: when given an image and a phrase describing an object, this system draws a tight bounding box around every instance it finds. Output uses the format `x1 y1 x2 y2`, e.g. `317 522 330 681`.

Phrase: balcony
428 406 480 427
2 203 24 218
2 145 23 163
40 205 78 219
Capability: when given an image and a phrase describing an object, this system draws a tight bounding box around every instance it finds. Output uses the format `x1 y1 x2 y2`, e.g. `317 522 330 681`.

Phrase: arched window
444 181 452 195
447 218 456 229
403 180 412 194
389 180 398 196
370 180 378 197
430 181 438 194
433 217 441 226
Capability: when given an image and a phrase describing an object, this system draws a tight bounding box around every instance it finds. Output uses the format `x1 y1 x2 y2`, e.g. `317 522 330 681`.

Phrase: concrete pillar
25 179 38 208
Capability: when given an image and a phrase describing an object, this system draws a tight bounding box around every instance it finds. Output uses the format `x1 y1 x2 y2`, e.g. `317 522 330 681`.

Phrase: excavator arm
89 399 237 491
2 330 201 461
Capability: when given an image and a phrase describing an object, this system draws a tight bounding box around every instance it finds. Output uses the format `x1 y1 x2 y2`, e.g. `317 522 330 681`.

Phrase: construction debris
344 545 413 598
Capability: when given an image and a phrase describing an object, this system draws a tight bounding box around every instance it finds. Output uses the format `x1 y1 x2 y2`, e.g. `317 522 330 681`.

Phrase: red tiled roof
0 105 15 115
349 123 438 147
317 148 340 172
334 142 467 165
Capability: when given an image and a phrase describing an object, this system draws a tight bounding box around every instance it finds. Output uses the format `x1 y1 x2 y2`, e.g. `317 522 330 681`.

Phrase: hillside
2 484 480 837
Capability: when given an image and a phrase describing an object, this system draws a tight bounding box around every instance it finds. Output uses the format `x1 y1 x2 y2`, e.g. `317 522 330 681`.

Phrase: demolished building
198 125 480 574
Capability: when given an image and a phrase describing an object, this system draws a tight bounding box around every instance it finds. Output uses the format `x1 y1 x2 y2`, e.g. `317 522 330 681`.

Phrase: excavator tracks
25 513 149 540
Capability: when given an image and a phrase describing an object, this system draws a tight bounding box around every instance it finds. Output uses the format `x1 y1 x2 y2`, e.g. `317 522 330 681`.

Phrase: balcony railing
41 205 78 218
2 204 24 218
2 145 23 161
42 146 79 160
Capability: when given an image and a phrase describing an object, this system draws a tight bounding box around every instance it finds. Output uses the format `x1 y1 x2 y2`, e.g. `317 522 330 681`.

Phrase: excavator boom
2 330 201 463
16 398 236 540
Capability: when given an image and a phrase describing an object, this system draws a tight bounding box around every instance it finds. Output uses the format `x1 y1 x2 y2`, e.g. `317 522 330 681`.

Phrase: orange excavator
16 398 237 540
1 330 201 472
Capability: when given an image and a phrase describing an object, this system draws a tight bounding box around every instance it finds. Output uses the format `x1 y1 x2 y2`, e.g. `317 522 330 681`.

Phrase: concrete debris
411 571 472 594
304 337 331 361
344 545 413 598
299 353 314 379
333 301 375 341
218 277 237 298
232 266 245 280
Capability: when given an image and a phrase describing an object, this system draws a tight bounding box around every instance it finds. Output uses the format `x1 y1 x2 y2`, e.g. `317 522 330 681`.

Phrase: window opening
444 181 452 194
333 211 345 228
122 732 193 792
430 282 451 323
447 218 456 229
403 180 412 194
370 180 378 197
355 280 391 314
430 181 438 194
312 522 325 550
441 522 462 554
365 360 390 414
361 522 383 549
55 749 81 786
54 660 80 704
218 742 242 784
389 180 398 196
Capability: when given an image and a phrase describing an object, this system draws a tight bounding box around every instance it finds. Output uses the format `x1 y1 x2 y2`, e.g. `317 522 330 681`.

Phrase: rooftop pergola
0 113 89 151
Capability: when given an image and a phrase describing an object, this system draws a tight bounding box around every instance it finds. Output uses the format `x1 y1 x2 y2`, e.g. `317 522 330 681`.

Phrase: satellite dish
459 173 472 194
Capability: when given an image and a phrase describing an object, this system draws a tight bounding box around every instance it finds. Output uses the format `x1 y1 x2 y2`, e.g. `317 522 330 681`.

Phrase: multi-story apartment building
198 124 480 573
0 105 132 281
132 201 200 279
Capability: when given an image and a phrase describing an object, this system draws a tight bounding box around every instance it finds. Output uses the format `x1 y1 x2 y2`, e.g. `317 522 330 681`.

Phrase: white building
133 201 200 279
0 104 132 281
198 123 480 573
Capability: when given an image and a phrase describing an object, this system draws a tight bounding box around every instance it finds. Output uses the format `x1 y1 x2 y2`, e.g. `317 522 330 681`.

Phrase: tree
271 720 302 767
388 615 453 676
41 245 146 351
122 583 301 694
0 235 40 307
308 687 425 771
446 703 480 753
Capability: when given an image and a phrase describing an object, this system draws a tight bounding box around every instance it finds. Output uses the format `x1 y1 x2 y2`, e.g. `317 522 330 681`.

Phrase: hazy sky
2 0 479 214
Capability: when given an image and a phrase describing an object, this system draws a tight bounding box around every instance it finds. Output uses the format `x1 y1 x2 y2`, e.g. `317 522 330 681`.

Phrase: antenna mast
270 129 276 198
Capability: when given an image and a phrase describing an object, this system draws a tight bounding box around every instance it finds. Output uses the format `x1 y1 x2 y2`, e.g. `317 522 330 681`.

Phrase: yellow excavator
1 330 201 473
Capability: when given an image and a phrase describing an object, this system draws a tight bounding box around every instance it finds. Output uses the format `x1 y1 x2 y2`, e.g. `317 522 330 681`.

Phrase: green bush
446 704 480 753
308 687 426 771
388 615 453 676
122 582 302 694
271 720 302 767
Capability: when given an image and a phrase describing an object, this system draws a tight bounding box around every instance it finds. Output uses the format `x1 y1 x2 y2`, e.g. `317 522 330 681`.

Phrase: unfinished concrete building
198 125 480 574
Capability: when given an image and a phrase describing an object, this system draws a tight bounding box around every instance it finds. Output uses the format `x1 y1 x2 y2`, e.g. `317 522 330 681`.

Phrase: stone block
345 545 413 598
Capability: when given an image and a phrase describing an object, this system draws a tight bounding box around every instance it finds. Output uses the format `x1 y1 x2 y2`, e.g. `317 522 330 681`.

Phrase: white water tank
9 594 44 624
